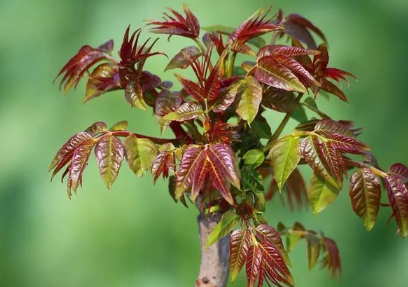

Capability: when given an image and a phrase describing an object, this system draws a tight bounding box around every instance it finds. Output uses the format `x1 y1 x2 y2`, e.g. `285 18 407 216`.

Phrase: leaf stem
344 159 388 178
266 93 304 148
228 51 237 78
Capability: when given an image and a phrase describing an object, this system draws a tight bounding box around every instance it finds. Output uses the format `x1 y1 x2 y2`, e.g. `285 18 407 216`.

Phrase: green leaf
206 211 239 248
286 222 305 252
349 168 381 231
308 173 340 214
250 115 272 139
236 76 262 124
124 135 158 177
94 135 125 189
110 121 128 131
268 136 301 191
306 232 321 270
291 106 308 123
243 149 265 168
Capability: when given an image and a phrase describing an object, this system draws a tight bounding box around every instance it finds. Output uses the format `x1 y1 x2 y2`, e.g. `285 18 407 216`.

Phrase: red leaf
349 168 381 231
155 90 182 116
151 150 176 183
174 73 203 102
175 145 206 198
229 8 281 52
230 229 251 282
246 245 263 287
56 41 113 93
389 163 408 180
148 4 200 39
67 139 95 198
119 27 164 69
384 174 408 237
322 238 341 278
282 14 326 49
207 144 241 189
49 132 93 172
260 241 294 286
255 225 291 265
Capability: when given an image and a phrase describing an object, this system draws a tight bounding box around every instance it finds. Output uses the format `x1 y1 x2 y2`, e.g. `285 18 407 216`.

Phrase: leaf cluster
51 5 407 287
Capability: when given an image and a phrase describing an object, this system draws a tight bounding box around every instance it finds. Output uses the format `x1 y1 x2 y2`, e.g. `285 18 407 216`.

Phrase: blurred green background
1 0 408 286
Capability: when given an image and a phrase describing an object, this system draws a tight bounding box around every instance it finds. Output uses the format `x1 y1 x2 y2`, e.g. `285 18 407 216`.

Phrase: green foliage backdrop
0 0 407 286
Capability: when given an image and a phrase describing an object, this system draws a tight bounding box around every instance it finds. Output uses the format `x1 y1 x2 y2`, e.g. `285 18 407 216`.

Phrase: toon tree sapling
50 5 408 287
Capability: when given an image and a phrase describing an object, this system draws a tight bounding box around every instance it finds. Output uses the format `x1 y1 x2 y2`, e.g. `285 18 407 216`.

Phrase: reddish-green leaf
85 122 108 136
212 82 241 113
155 90 182 116
94 135 125 189
301 136 339 189
349 168 381 231
162 102 203 122
165 46 201 71
236 76 263 124
148 4 200 39
230 229 251 282
254 57 307 93
125 81 147 110
321 238 341 278
84 63 120 103
67 139 95 197
151 144 176 183
49 132 93 171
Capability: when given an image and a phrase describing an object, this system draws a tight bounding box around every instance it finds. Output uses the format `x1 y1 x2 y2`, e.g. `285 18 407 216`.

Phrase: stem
227 52 237 78
110 131 180 145
266 93 304 147
344 159 388 178
196 212 230 287
194 38 207 54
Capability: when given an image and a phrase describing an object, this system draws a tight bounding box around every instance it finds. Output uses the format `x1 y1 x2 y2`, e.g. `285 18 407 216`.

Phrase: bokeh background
1 0 408 286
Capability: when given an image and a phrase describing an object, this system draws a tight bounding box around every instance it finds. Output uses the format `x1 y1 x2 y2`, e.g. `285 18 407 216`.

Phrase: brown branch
196 212 230 287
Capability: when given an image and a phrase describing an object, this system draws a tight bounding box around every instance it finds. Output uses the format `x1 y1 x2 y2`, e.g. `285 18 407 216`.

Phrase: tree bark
196 212 230 287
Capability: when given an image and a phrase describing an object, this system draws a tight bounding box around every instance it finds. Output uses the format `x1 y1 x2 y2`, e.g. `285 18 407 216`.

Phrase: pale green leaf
206 210 239 248
268 136 301 191
308 173 340 214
